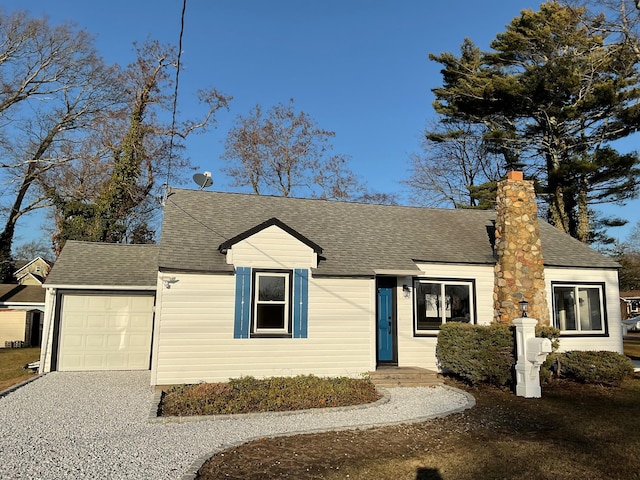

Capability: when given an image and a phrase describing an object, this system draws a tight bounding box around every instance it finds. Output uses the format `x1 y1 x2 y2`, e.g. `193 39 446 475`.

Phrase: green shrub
160 374 380 416
437 323 515 386
555 351 635 386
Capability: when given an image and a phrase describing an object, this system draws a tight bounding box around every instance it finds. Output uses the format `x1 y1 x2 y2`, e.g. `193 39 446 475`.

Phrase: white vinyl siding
0 310 27 346
398 263 495 370
152 272 373 385
226 225 316 269
545 267 622 354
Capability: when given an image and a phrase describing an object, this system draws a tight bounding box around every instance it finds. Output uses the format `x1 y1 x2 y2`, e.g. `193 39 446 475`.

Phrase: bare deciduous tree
405 120 505 208
42 40 231 253
222 99 394 203
0 10 122 281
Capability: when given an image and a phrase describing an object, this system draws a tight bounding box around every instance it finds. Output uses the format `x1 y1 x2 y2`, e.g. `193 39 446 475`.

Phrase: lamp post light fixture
519 299 529 318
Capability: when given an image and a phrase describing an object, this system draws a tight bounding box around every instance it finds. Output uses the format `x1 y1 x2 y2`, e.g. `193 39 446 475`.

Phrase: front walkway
0 371 474 480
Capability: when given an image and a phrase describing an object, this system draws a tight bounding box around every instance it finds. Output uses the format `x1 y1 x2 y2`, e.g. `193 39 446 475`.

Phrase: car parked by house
622 316 640 333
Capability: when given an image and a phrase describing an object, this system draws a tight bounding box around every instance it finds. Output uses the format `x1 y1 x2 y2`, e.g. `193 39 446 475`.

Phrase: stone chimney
493 171 550 325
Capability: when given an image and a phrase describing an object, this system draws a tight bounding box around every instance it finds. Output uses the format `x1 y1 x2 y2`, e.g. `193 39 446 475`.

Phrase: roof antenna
192 171 213 190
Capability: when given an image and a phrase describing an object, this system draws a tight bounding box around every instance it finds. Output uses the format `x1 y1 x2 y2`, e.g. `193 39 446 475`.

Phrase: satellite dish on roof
193 171 213 190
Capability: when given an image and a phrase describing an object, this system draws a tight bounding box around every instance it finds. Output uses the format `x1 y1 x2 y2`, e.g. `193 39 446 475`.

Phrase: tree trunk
546 149 571 235
576 175 590 243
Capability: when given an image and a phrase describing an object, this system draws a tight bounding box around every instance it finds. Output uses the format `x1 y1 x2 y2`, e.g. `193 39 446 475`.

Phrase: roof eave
44 284 157 291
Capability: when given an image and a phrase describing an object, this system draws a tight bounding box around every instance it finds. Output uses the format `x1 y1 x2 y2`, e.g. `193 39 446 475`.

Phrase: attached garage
39 242 158 374
57 293 155 371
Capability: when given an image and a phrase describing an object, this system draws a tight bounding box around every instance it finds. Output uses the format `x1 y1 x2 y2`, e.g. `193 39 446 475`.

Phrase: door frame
376 276 397 366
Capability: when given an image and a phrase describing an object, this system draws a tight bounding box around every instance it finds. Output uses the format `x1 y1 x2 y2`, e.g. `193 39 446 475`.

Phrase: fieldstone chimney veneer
493 171 550 325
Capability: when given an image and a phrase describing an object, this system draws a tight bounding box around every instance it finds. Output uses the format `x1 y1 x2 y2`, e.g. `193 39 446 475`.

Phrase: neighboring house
14 257 53 285
0 284 46 347
39 173 623 386
620 290 640 319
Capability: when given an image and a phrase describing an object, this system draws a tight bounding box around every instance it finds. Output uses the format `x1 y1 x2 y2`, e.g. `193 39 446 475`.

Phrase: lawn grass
0 347 40 391
198 340 640 480
198 376 640 480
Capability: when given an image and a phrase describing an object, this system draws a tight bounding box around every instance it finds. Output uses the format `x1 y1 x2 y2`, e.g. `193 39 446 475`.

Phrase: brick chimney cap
507 170 524 181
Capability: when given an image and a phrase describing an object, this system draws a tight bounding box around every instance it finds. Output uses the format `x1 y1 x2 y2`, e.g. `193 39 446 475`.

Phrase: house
13 256 52 285
38 173 623 385
620 290 640 319
0 284 46 347
0 257 51 347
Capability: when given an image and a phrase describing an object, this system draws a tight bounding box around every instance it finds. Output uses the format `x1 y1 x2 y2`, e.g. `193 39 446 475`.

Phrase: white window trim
553 283 606 335
413 278 475 334
252 271 291 335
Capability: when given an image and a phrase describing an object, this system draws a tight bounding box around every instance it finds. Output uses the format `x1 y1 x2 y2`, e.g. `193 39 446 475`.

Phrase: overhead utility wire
164 0 187 203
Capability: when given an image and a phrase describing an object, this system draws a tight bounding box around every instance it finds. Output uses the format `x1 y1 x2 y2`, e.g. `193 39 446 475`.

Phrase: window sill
413 331 440 337
558 332 609 338
250 333 293 339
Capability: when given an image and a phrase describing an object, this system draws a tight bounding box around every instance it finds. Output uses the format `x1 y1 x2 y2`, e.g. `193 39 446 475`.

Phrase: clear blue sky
4 0 639 247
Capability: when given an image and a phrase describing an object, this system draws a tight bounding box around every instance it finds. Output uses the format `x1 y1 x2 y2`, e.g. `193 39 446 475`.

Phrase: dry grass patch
197 376 640 480
161 375 380 416
0 347 39 391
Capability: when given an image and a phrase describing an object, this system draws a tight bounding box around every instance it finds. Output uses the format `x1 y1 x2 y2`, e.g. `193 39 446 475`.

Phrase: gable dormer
219 217 322 269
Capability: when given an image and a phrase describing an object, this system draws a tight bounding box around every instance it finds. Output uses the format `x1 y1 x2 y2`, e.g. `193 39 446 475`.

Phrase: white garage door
58 294 154 371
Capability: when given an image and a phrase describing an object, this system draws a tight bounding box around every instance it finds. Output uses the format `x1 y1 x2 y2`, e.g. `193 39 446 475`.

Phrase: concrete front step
369 366 443 388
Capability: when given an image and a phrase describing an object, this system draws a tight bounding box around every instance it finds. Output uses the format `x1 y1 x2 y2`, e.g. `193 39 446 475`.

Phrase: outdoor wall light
519 299 529 318
163 277 178 289
403 284 411 298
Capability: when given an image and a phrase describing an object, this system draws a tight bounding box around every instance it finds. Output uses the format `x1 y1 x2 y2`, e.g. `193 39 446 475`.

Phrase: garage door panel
62 335 84 348
58 294 154 371
84 354 107 368
106 334 129 348
87 315 109 328
129 314 152 328
128 334 149 347
86 334 108 348
87 296 110 309
64 314 88 329
110 315 129 328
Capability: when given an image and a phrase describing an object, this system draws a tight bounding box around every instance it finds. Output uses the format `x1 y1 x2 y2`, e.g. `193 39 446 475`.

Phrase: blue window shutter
234 267 251 338
293 268 309 338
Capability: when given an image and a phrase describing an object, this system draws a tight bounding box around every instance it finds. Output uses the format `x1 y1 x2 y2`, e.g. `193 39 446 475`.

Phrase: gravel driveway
0 371 473 480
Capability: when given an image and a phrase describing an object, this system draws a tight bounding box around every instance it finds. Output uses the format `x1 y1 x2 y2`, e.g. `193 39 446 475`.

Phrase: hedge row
436 323 515 386
437 323 633 387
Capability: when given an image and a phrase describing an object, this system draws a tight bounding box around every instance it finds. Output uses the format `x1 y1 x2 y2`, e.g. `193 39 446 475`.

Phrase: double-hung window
553 283 606 334
252 270 292 336
414 279 474 334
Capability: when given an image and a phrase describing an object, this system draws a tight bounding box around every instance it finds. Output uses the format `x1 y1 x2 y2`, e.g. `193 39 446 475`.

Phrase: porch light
402 284 411 298
519 299 529 318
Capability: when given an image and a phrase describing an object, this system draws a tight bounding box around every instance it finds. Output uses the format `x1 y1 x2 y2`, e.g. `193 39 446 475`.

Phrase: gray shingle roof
45 241 158 287
0 284 45 304
159 189 618 275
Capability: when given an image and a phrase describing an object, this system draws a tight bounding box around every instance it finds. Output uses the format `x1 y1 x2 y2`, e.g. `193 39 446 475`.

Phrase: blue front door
377 284 394 362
